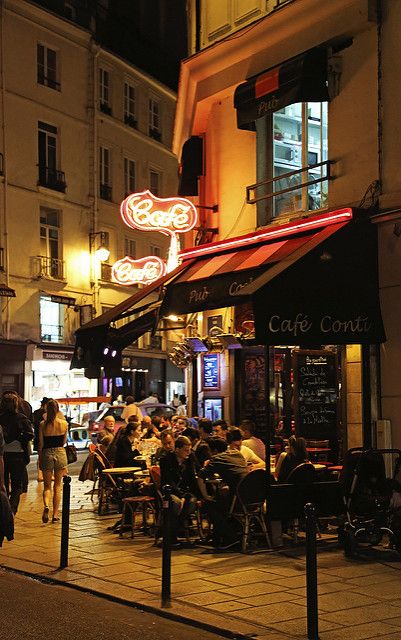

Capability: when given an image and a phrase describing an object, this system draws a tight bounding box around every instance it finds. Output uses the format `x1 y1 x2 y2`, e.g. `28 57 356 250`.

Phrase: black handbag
65 443 78 464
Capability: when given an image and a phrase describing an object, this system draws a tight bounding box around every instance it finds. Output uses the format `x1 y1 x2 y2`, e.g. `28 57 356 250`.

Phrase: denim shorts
41 447 68 472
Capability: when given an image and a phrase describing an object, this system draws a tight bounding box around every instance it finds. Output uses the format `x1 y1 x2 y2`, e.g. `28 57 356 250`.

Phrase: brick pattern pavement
1 476 401 639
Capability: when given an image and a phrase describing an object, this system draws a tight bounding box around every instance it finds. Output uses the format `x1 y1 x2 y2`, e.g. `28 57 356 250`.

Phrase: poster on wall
202 353 220 390
207 315 223 337
238 347 267 432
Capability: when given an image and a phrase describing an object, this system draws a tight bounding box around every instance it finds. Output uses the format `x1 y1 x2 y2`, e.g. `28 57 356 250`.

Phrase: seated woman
114 422 142 467
276 436 311 483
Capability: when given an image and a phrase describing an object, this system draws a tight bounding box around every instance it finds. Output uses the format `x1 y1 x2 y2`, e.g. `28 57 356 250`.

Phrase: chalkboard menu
293 350 338 444
237 347 267 433
202 353 220 390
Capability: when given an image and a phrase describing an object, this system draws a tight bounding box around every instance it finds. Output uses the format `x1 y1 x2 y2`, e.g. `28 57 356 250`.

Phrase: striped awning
161 226 337 315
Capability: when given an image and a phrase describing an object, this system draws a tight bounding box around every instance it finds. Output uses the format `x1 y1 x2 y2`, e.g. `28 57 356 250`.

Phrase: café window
257 102 328 223
37 44 59 90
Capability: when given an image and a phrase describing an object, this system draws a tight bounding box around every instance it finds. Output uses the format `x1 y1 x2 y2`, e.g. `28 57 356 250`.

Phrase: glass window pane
272 103 303 217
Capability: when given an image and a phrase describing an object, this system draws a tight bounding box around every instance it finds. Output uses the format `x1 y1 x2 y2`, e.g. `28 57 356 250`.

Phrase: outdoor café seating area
78 418 351 554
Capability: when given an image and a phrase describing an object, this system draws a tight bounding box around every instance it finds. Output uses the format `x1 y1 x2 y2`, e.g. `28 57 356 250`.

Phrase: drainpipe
0 1 10 339
90 40 100 316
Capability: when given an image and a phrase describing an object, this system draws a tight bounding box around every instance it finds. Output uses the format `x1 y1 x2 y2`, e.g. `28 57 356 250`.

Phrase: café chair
229 469 271 552
119 494 156 538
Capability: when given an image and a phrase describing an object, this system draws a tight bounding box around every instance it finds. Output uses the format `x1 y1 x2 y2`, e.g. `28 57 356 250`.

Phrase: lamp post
89 231 110 315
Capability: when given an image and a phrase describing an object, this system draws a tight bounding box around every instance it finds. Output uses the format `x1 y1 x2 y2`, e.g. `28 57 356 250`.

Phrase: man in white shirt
227 427 265 470
121 396 142 422
240 419 266 461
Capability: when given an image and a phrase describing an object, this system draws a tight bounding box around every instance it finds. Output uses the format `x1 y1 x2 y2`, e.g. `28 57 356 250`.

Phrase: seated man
159 435 199 545
213 419 229 440
97 415 116 453
154 429 175 463
240 420 266 461
198 437 249 549
227 427 265 470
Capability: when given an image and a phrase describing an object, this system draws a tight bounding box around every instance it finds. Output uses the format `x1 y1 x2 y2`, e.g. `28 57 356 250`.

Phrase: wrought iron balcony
38 166 66 192
99 102 112 116
149 127 162 142
100 183 112 201
37 73 61 91
41 323 64 343
36 256 65 281
124 114 138 129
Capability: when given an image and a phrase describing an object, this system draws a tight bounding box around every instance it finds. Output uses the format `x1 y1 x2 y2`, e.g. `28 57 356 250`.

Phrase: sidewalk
2 475 401 640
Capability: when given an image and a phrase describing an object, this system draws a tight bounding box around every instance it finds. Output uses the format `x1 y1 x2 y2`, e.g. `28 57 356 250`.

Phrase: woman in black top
277 436 310 483
114 422 141 467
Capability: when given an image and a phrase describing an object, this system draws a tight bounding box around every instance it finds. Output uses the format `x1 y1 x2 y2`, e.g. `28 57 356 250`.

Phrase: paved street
2 460 401 639
0 569 225 640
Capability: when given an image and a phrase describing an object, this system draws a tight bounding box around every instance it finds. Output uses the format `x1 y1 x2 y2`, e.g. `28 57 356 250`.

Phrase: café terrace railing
246 160 334 210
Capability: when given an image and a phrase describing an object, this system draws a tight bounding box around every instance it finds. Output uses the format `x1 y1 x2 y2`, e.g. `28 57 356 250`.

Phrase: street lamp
89 231 110 261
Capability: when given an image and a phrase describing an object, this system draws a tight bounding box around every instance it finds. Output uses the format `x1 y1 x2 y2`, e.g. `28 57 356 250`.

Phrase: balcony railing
41 323 64 343
149 127 162 142
37 73 61 91
36 255 65 280
246 160 334 214
99 102 112 116
274 0 295 8
38 166 66 192
124 114 138 129
100 183 112 201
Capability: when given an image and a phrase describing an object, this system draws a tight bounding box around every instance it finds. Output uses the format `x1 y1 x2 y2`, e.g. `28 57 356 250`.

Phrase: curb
0 563 280 640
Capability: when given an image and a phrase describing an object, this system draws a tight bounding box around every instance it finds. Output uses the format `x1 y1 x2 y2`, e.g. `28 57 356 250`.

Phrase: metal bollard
161 484 172 608
59 475 71 569
305 502 319 640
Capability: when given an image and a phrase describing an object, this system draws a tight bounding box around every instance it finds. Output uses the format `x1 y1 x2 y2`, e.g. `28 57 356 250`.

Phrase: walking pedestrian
38 399 68 523
0 393 34 514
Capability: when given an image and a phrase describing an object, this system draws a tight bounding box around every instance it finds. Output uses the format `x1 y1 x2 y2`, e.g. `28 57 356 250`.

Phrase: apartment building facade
172 0 401 453
0 0 179 407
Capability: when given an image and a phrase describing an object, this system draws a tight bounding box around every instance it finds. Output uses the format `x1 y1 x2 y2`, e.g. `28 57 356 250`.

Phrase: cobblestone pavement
2 473 401 639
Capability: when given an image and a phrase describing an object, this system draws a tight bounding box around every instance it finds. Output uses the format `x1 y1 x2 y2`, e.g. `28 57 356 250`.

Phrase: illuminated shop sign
120 190 197 235
114 190 198 280
112 255 166 286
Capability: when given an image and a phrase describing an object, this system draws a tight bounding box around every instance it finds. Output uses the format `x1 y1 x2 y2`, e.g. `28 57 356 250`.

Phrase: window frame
149 97 162 140
124 81 137 126
39 295 64 343
124 157 136 196
124 237 136 258
149 169 161 196
99 146 112 200
99 67 112 114
37 43 60 91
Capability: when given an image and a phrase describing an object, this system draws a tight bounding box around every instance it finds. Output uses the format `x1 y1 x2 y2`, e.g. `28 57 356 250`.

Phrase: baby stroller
338 447 401 557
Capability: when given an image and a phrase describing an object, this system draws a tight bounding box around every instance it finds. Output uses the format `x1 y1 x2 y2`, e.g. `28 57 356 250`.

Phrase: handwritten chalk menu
293 350 338 442
202 353 220 390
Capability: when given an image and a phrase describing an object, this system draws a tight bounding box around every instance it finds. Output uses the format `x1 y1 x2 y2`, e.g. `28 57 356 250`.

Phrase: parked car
67 424 91 450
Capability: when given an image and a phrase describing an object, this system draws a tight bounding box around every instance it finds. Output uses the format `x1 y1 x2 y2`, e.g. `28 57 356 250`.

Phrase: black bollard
59 475 71 569
305 502 319 640
161 484 172 608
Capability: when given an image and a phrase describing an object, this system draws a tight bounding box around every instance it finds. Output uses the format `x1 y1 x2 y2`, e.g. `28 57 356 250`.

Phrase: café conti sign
112 255 166 286
114 190 198 284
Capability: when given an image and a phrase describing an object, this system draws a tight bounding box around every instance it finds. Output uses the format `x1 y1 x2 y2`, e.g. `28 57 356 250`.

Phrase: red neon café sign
112 191 198 286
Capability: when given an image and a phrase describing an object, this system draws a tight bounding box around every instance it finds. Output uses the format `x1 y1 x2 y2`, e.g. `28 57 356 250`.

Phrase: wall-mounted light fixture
89 231 110 261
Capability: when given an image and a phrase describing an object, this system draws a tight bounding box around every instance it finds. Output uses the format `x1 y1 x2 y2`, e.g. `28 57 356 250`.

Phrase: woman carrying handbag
38 399 68 523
